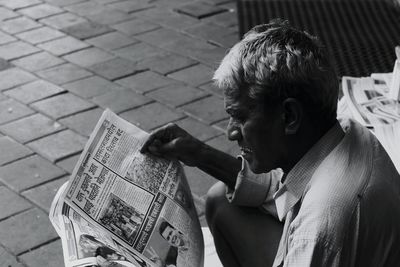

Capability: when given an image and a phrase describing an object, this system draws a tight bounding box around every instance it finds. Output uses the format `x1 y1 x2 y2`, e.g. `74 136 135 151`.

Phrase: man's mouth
240 146 253 154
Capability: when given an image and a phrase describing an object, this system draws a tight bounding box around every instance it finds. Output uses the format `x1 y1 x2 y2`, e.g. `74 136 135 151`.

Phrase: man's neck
283 119 341 174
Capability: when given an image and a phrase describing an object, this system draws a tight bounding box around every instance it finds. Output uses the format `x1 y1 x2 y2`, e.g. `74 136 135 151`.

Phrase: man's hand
96 256 125 267
140 123 204 167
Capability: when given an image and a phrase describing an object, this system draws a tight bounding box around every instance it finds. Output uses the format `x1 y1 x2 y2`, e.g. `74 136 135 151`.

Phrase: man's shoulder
296 118 400 241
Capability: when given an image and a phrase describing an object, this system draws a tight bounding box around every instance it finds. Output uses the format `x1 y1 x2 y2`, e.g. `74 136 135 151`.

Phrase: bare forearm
193 143 241 189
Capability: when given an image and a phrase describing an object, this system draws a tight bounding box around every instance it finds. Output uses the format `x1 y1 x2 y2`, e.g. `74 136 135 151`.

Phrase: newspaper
50 109 204 267
341 75 400 173
342 76 400 127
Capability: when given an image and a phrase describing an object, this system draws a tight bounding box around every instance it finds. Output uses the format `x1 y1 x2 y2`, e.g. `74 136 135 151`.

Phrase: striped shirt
227 119 400 266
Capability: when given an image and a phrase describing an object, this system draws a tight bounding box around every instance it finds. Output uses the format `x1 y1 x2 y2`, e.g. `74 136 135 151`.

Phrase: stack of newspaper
341 55 400 173
49 110 223 267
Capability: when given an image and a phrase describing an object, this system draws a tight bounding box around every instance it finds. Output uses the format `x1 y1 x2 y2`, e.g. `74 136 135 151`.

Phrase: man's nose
227 119 242 141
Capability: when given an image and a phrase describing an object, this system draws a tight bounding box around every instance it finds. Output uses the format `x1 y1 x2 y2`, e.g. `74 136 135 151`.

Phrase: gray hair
214 20 338 124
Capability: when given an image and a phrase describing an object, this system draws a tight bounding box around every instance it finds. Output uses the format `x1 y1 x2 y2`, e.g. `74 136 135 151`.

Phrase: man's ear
282 98 303 135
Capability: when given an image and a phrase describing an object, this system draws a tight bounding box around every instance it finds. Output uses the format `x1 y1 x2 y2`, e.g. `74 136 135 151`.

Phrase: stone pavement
0 0 239 266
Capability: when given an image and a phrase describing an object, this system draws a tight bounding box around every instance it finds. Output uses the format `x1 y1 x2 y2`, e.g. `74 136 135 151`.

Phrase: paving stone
88 57 145 80
56 153 80 173
203 9 237 28
4 80 65 104
181 95 228 124
22 177 68 212
0 6 19 21
64 1 108 16
116 71 177 93
0 41 40 61
0 208 58 255
18 3 64 19
0 186 32 220
120 102 185 131
62 21 114 40
199 81 223 97
59 107 104 137
206 134 240 157
168 64 214 87
36 63 92 85
152 0 197 6
12 51 65 72
0 246 24 267
113 42 168 63
161 32 216 56
175 1 227 19
175 117 222 141
212 117 228 132
0 92 7 101
87 9 134 25
94 0 124 4
184 165 217 196
92 88 152 113
139 53 197 75
0 98 35 125
40 12 87 30
0 136 33 166
0 155 66 191
27 130 87 162
147 84 208 107
190 46 227 67
0 16 41 34
45 0 87 7
16 26 65 45
219 2 236 10
0 68 36 91
63 75 123 98
203 0 234 5
0 113 64 143
0 30 16 45
107 0 155 13
38 36 90 56
19 239 64 267
86 31 138 51
134 28 188 48
31 93 95 119
209 31 239 48
0 57 11 71
112 18 160 36
184 22 236 42
138 9 198 30
63 47 115 67
0 0 42 10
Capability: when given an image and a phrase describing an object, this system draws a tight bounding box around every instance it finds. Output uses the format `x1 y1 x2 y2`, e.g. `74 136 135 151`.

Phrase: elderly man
141 20 400 266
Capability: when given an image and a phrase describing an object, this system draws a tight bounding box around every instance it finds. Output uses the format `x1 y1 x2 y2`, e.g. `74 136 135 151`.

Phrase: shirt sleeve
283 238 341 267
225 156 282 217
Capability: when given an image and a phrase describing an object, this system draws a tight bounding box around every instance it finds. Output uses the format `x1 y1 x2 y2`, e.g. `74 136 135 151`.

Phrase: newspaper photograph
342 76 400 127
50 109 204 267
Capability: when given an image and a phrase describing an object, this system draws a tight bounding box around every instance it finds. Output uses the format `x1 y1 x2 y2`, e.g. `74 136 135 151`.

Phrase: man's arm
140 123 241 189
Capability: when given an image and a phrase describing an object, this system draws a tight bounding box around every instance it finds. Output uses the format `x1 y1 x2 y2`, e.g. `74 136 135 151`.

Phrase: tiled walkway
0 0 238 265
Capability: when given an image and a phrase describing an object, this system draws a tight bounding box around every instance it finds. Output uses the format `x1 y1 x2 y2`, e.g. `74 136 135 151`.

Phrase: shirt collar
274 122 344 221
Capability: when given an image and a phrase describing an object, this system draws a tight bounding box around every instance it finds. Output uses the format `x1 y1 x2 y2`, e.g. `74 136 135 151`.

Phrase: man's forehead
224 94 254 111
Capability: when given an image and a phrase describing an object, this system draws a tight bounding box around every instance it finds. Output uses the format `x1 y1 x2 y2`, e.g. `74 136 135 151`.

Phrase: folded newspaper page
341 76 400 173
342 76 400 127
50 109 204 267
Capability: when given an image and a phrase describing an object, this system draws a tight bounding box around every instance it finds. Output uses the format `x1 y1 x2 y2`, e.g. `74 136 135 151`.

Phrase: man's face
161 225 184 247
224 93 285 173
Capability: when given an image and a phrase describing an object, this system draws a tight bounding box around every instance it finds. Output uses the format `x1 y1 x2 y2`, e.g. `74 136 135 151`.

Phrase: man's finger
154 141 178 159
96 256 124 267
140 123 175 153
140 131 163 153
